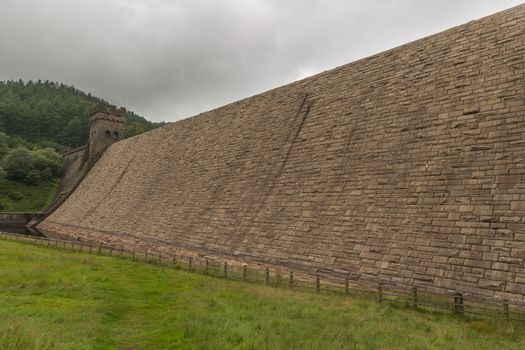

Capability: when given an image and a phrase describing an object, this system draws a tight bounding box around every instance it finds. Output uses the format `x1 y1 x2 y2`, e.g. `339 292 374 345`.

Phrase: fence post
243 265 247 281
172 255 176 266
265 268 270 285
145 249 149 262
454 292 464 315
89 244 93 254
132 249 135 261
316 272 320 293
188 257 193 270
205 258 209 274
109 247 113 256
158 252 162 265
378 285 383 304
224 262 228 278
289 271 294 287
412 287 418 308
503 301 510 321
345 277 349 296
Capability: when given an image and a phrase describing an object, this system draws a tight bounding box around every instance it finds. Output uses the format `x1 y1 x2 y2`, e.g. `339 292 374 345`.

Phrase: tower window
112 131 119 140
105 130 111 138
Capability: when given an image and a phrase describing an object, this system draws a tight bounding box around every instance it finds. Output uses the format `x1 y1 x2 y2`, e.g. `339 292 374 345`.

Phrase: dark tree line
0 79 164 149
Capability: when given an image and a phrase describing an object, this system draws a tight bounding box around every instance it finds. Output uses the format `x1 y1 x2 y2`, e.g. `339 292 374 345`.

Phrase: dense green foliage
0 80 164 211
0 132 61 210
0 238 524 349
0 132 61 185
0 80 163 148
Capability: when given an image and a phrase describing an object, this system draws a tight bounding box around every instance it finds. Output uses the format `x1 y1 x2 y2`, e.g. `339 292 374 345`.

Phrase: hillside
0 80 164 149
0 238 524 349
0 80 165 212
0 179 58 212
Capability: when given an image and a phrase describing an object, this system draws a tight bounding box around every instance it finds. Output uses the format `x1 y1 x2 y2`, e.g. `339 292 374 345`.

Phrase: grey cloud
0 0 522 122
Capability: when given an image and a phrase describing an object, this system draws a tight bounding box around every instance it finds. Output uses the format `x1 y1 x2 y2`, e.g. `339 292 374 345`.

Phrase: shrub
3 147 33 181
31 147 62 177
2 146 62 185
24 169 42 186
39 167 53 181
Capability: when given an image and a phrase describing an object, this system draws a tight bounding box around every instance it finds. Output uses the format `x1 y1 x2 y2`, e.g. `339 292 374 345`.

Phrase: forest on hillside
0 80 165 210
0 80 164 149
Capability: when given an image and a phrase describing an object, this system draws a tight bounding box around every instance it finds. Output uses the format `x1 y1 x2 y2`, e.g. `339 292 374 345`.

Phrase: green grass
0 239 524 350
0 179 59 212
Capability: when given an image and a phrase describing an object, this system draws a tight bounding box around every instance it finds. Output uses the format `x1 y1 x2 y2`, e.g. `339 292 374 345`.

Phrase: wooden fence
1 231 524 322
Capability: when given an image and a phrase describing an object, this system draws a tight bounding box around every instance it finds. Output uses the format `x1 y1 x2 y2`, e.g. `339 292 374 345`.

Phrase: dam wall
56 146 87 198
39 5 525 301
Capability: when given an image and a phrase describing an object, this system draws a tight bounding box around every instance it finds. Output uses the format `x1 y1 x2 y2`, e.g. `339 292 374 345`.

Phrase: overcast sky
0 0 522 122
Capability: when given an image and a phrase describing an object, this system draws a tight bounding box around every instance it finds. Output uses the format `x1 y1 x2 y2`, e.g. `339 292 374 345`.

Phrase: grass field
0 239 524 349
0 179 59 212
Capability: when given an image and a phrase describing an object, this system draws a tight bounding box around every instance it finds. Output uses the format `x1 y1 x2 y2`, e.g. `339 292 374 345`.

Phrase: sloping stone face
39 5 525 301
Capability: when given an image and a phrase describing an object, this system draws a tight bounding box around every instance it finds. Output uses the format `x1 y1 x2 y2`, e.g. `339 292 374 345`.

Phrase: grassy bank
0 239 523 349
0 179 59 212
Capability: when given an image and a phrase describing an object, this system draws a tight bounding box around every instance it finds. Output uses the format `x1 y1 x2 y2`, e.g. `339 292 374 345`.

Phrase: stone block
477 279 504 290
505 283 525 294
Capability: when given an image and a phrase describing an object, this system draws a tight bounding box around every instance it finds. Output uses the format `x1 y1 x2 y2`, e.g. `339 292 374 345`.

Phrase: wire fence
1 230 524 322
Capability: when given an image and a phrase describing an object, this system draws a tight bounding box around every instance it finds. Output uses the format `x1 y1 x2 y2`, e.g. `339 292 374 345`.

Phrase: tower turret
88 104 127 159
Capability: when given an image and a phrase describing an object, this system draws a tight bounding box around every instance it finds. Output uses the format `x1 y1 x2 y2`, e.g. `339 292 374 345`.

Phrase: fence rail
1 230 524 322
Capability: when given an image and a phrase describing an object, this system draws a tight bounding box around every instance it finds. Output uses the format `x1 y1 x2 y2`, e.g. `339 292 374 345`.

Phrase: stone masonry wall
39 5 525 301
88 112 126 159
57 146 86 197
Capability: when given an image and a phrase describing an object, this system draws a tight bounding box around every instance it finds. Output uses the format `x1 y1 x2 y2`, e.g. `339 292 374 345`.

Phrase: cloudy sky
0 0 522 122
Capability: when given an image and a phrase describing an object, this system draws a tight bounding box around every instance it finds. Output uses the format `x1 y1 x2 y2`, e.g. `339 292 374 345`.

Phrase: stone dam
38 5 525 301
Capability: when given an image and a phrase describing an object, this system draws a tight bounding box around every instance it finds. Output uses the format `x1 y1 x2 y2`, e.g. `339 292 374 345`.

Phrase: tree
3 147 33 181
31 147 62 178
24 169 42 185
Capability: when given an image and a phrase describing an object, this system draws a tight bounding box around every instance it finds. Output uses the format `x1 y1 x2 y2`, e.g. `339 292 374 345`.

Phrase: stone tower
88 104 127 160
